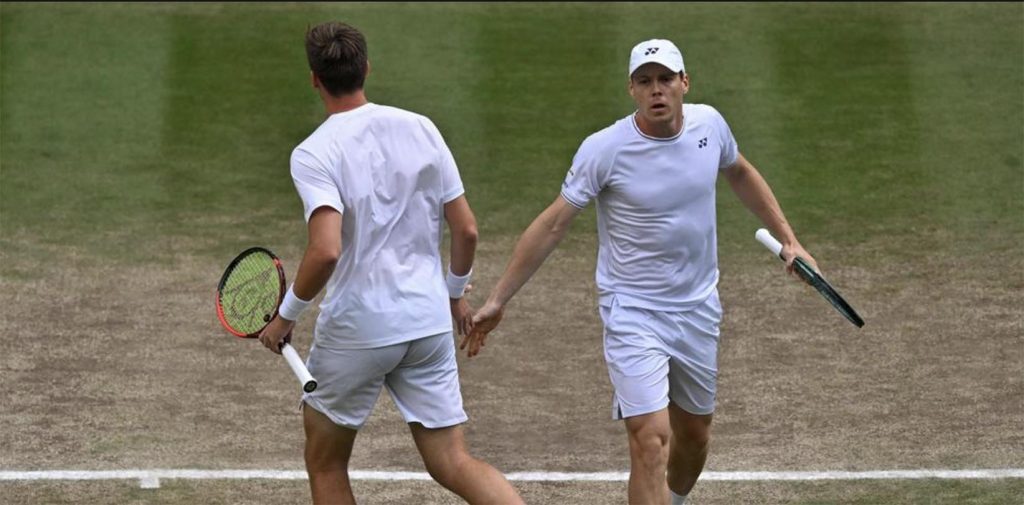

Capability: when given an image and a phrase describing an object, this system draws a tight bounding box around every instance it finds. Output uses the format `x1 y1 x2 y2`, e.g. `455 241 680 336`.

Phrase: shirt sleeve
290 146 344 222
560 136 611 209
422 119 465 203
713 107 739 170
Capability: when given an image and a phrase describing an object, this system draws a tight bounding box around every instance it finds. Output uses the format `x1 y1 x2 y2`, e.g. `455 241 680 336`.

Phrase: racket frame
215 247 286 338
215 247 318 392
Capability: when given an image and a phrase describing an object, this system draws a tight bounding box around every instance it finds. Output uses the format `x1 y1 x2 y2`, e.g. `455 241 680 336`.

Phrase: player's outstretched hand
461 301 503 358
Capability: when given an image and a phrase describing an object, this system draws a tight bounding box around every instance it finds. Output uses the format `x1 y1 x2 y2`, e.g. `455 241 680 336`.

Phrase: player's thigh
667 401 712 447
409 422 468 462
385 332 468 429
666 290 722 416
601 298 672 419
302 342 406 429
303 403 359 468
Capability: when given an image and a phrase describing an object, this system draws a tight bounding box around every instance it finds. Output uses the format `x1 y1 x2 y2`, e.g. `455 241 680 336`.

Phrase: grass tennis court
2 2 1021 504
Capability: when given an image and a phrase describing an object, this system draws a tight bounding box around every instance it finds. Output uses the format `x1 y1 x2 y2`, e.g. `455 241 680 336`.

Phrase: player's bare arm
463 195 582 357
444 195 478 337
723 153 819 277
259 206 342 354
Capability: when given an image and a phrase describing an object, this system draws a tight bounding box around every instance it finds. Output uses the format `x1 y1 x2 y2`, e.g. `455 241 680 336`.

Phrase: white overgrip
281 343 317 392
755 228 784 259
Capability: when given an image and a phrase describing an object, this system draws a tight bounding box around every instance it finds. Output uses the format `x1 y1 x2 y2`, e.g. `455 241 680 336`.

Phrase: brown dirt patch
1 230 1020 503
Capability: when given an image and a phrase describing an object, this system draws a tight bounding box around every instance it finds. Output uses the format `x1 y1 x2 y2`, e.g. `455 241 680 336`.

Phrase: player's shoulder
576 114 635 157
684 102 724 120
684 103 729 125
368 104 439 131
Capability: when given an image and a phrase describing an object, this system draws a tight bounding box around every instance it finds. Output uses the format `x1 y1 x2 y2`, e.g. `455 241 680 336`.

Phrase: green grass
3 2 1020 269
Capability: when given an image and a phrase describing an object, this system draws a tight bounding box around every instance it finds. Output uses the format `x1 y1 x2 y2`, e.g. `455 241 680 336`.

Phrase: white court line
2 469 1023 488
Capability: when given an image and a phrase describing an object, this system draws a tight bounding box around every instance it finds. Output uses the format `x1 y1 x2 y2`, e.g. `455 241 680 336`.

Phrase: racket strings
220 254 281 334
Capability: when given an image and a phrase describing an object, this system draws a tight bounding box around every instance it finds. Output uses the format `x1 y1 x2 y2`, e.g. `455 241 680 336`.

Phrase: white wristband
446 268 472 299
278 285 313 321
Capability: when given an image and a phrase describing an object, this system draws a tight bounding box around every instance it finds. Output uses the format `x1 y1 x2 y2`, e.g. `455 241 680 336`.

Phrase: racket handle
281 343 318 393
755 228 784 259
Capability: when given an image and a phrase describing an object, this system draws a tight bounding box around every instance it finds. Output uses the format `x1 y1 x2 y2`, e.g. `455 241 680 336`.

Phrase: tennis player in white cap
467 38 818 504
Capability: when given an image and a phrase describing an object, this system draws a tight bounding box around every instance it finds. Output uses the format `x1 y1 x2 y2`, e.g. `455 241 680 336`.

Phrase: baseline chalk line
2 469 1022 489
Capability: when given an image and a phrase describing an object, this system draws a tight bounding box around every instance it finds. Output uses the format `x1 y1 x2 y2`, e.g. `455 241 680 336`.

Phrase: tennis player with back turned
258 21 524 505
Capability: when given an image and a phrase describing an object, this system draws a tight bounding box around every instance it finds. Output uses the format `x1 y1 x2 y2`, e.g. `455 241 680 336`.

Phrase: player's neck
635 111 684 139
322 89 369 115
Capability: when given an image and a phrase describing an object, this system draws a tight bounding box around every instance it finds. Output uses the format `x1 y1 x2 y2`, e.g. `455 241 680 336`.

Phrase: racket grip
755 228 784 259
281 343 318 393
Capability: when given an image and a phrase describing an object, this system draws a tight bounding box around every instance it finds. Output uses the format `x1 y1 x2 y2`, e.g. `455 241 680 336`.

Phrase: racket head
793 257 865 328
216 247 286 338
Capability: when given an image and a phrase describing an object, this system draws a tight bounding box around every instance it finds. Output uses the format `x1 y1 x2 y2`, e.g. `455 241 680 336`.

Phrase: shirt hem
598 287 717 312
312 324 454 350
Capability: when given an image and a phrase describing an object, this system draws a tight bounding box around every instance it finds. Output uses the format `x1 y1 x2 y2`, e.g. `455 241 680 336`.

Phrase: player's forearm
449 224 478 277
727 156 799 246
488 207 569 307
292 245 339 301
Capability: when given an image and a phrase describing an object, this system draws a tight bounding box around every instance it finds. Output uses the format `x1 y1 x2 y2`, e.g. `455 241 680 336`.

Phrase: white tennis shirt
560 104 739 311
290 103 464 349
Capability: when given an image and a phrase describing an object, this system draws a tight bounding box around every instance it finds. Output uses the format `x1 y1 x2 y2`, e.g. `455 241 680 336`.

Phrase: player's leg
601 297 674 504
388 332 524 504
303 404 358 504
623 409 672 504
410 423 524 504
664 289 723 500
300 343 405 504
667 404 712 497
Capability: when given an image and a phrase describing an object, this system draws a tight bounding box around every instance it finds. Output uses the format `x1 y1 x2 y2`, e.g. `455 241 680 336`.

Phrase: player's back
290 103 463 349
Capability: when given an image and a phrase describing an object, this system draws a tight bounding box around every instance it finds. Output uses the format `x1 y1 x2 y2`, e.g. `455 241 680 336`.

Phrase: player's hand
450 297 474 336
781 242 820 283
259 315 295 355
461 301 503 358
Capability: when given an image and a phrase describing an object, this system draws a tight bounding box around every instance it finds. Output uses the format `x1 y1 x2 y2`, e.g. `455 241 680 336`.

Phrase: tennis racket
755 229 865 328
215 247 318 392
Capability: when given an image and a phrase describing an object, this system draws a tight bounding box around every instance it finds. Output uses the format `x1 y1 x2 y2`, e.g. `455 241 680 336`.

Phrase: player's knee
305 444 348 473
424 451 471 488
675 420 711 450
628 425 670 469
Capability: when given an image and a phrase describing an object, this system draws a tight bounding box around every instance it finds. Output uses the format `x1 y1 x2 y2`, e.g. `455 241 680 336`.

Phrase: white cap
628 39 685 77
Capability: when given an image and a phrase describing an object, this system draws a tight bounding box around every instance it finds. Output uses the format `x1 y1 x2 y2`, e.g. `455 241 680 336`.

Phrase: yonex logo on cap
644 47 659 55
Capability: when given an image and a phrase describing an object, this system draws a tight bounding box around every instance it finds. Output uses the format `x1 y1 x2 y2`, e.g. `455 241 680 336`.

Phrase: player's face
629 64 688 125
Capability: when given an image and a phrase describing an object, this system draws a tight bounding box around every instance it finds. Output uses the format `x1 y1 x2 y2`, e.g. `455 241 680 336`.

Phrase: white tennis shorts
600 290 723 419
301 332 468 430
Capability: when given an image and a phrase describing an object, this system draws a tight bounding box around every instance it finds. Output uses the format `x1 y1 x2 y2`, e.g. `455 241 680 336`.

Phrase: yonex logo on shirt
698 137 708 148
644 47 659 56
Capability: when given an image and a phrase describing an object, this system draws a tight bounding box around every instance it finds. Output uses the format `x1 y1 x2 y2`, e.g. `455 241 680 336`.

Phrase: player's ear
365 60 371 78
311 71 319 89
680 72 690 95
627 78 636 100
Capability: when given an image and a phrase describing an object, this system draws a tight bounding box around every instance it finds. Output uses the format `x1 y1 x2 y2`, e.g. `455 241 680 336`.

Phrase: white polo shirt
290 103 464 349
560 104 739 311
